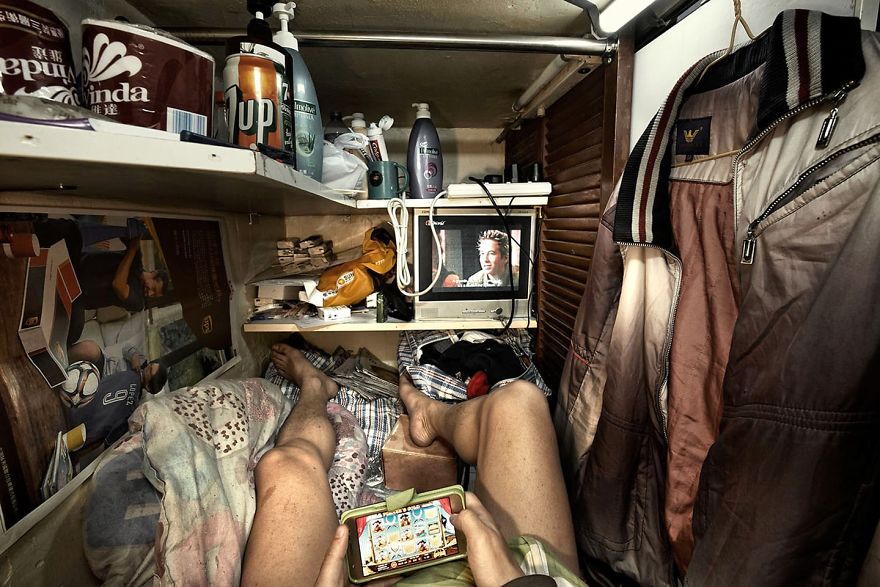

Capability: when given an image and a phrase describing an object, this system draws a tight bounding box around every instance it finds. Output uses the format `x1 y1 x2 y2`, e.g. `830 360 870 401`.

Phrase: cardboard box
18 241 81 387
382 415 458 492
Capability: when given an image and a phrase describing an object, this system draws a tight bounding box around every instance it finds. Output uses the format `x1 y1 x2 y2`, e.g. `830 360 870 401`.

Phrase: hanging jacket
556 10 880 586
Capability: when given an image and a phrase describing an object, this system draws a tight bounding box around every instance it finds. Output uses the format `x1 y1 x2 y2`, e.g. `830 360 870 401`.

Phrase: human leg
241 344 340 586
67 339 105 373
400 379 580 573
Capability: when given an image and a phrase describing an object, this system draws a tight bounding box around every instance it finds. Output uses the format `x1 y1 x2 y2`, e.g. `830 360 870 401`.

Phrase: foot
271 343 338 400
399 376 445 448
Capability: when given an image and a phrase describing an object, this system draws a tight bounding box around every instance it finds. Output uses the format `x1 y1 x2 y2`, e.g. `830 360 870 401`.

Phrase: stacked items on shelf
276 236 334 268
250 235 358 322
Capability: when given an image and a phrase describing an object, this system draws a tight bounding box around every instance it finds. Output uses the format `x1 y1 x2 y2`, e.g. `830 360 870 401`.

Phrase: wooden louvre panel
505 37 632 390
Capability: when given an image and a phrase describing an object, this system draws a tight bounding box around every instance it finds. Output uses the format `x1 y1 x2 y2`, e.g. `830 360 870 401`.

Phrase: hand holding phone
450 493 524 586
341 486 468 583
316 525 351 587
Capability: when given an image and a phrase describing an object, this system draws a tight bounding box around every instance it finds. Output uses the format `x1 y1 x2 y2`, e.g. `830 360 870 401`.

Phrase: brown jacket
557 10 880 586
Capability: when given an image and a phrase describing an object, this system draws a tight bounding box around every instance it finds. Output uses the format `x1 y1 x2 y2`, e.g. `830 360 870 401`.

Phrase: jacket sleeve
555 191 624 472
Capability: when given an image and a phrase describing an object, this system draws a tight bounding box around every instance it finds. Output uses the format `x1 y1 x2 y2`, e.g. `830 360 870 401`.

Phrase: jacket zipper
616 83 859 438
612 241 680 442
740 130 879 264
734 81 859 265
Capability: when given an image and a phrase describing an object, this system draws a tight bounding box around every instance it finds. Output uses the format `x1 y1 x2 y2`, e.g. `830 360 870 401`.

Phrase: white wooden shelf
0 120 364 216
354 196 548 209
244 311 537 332
0 120 549 217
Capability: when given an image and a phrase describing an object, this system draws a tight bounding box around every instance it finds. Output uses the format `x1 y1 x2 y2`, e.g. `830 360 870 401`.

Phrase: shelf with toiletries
0 119 547 215
0 119 367 216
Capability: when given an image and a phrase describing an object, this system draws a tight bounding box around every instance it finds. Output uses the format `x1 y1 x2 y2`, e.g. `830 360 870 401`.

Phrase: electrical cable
468 177 517 331
387 190 447 297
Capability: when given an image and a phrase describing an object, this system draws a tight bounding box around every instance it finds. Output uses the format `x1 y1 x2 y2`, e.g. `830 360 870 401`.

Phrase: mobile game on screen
355 497 459 577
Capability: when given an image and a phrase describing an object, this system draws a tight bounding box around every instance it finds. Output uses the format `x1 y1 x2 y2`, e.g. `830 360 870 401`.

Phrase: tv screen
416 212 533 302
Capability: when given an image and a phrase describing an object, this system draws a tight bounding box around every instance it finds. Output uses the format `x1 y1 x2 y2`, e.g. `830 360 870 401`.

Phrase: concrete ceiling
127 0 594 128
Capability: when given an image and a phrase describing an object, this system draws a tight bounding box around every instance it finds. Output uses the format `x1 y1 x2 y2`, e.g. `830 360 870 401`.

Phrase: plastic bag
317 227 395 307
322 139 367 192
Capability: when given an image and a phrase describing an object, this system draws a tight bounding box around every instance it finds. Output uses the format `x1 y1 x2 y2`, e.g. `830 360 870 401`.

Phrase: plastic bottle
407 102 443 198
272 2 322 179
366 122 388 161
212 90 228 142
344 112 367 135
324 111 347 143
224 0 294 153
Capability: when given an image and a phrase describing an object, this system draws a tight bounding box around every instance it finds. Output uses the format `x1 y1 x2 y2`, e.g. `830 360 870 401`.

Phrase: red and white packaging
0 0 78 104
81 19 214 134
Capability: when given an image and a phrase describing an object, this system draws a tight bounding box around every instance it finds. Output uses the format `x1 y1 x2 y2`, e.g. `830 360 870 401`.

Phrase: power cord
468 177 517 331
387 190 447 297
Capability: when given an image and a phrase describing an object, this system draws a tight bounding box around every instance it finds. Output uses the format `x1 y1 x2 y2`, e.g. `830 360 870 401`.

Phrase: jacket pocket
575 412 650 551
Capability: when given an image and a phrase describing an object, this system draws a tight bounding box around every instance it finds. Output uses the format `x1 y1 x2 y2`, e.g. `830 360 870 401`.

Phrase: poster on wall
0 211 235 531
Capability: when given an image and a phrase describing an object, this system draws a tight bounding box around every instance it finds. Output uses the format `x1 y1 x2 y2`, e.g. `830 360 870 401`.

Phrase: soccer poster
0 211 235 529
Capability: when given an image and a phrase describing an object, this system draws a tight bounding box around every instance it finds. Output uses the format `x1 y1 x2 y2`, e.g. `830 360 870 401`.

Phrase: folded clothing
421 338 524 388
399 330 551 402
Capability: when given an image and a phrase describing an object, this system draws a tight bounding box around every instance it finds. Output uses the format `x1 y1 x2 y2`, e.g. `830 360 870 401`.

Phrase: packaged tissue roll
81 19 214 134
0 0 78 104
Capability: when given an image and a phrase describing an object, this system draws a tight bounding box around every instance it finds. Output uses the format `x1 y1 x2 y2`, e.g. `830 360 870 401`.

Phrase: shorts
396 535 586 586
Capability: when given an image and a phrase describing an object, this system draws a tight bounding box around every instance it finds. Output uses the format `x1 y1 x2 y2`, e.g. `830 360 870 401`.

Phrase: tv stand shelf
243 311 536 332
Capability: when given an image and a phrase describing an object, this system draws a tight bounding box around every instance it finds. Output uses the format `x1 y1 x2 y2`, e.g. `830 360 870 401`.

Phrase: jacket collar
613 10 865 248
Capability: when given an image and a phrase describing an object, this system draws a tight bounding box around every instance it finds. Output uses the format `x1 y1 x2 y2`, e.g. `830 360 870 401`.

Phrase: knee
255 443 326 487
69 340 104 366
485 380 549 422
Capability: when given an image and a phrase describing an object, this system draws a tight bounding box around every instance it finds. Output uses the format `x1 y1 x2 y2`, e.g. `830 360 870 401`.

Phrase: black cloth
421 339 523 386
79 251 145 311
65 370 141 447
502 576 555 587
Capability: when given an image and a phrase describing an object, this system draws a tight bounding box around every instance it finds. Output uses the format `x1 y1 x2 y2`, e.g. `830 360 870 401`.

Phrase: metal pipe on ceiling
496 54 602 143
164 28 615 57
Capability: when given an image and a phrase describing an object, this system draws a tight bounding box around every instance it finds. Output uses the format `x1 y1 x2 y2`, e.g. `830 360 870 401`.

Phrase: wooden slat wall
506 37 633 389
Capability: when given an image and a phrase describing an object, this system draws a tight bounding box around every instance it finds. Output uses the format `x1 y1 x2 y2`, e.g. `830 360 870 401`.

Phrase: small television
413 208 537 321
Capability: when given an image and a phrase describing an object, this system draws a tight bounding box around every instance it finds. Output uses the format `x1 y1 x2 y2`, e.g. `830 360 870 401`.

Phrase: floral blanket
84 377 368 586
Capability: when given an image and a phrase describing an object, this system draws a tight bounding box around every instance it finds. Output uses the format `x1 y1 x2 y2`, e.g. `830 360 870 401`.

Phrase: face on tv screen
417 215 531 300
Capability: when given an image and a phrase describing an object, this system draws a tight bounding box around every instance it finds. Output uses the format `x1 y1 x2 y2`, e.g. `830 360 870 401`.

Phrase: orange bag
317 227 396 307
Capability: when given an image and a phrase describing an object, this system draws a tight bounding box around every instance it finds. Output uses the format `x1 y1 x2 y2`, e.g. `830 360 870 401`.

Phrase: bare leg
241 343 340 586
68 340 104 372
400 379 580 574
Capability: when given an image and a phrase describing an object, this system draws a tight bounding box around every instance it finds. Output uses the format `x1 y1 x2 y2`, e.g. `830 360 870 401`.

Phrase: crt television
413 208 536 321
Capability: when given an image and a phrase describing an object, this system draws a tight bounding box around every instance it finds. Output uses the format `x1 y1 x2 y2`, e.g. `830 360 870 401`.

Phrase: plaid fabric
397 535 586 586
398 329 551 403
265 357 401 464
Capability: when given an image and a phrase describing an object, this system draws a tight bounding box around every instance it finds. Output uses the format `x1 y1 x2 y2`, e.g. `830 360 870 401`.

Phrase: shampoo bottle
224 0 294 153
272 2 322 179
407 102 443 198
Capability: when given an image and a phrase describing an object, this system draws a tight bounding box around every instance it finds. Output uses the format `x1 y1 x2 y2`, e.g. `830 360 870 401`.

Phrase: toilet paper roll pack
0 0 78 104
81 19 214 134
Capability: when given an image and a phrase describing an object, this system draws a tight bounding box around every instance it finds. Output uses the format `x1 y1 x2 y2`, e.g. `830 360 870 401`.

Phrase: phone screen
352 496 460 578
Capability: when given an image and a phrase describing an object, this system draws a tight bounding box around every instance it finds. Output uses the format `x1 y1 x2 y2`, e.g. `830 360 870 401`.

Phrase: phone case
340 485 468 583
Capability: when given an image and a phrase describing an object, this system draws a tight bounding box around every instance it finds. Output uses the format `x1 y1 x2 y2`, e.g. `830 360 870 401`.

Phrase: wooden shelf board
243 312 537 332
354 196 548 209
0 121 370 216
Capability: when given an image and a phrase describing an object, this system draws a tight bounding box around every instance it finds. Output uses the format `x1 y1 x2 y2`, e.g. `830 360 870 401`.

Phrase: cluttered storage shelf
0 120 550 216
0 119 359 216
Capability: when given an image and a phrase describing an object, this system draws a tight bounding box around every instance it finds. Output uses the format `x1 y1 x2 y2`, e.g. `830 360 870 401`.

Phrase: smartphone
341 485 468 583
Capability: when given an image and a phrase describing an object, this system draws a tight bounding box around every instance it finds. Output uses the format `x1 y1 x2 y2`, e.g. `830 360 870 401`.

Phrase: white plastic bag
322 139 367 193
